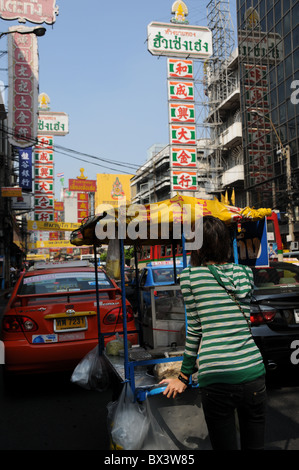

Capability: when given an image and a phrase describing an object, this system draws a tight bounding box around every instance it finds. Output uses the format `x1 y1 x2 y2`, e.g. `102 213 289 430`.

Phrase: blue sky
0 0 237 197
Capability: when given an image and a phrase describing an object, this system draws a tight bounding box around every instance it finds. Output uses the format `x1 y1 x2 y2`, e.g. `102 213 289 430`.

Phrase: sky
0 0 237 198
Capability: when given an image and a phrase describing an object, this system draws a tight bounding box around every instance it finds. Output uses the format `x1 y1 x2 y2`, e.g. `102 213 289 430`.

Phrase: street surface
0 364 299 450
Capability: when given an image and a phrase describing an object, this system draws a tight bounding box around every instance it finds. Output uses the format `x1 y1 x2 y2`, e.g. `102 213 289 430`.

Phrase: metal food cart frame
70 195 272 401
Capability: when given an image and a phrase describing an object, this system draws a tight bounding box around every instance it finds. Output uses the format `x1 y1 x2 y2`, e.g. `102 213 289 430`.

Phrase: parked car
251 261 299 371
1 261 138 374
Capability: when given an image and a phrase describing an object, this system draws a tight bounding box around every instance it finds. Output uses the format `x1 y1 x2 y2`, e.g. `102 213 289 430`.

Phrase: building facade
237 0 299 243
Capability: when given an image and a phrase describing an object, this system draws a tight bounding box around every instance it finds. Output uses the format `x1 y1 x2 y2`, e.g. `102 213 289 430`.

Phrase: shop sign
34 180 54 195
35 195 54 210
38 111 69 136
1 187 22 197
35 148 54 164
147 22 212 59
18 147 32 191
171 147 197 167
27 221 80 232
36 135 53 149
168 80 194 101
35 164 54 179
8 27 38 148
69 179 97 192
169 103 195 123
34 210 54 222
0 0 59 24
167 59 193 79
170 124 196 145
11 194 32 210
54 201 64 211
172 170 197 190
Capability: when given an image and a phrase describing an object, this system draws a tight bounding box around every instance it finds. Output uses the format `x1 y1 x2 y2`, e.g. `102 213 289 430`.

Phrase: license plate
294 309 299 324
54 316 87 332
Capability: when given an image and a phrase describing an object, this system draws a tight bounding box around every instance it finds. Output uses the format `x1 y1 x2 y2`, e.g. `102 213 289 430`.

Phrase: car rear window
19 271 114 295
253 265 299 289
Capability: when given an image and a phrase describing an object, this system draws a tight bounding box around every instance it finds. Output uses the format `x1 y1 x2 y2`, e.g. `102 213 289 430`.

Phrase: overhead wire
1 124 141 174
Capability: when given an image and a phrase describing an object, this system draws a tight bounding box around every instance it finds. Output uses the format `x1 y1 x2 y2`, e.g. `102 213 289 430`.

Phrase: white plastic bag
107 382 149 450
70 346 110 391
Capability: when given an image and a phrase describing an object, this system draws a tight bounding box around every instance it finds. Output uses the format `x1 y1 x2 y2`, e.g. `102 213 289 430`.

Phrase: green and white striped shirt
180 263 265 387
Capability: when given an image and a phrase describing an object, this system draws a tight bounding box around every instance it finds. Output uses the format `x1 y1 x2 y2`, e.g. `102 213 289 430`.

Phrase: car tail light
250 307 276 326
103 306 134 325
3 315 38 332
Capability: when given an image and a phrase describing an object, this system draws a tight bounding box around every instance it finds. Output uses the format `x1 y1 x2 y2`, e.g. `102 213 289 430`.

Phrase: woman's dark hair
190 215 232 266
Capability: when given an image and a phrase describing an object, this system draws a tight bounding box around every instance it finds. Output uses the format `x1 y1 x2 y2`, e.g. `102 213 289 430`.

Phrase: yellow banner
28 221 80 232
29 240 74 249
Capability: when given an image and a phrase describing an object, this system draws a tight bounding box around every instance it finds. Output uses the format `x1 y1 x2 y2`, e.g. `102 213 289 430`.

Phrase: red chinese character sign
8 26 39 148
172 171 197 190
169 103 195 123
34 135 54 221
171 148 196 167
168 59 194 79
0 1 59 24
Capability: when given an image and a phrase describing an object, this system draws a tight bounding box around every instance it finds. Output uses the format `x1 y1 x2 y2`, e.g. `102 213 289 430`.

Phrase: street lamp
251 109 294 243
0 26 46 39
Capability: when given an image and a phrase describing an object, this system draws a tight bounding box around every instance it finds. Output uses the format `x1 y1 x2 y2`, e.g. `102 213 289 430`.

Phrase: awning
70 195 272 247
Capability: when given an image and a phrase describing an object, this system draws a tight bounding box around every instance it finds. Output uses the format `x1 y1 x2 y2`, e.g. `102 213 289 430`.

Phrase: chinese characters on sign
34 135 54 221
148 5 212 196
168 58 197 192
8 27 39 148
18 147 32 191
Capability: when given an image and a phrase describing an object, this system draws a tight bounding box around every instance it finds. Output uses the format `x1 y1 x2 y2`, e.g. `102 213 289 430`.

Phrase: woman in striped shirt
160 216 266 450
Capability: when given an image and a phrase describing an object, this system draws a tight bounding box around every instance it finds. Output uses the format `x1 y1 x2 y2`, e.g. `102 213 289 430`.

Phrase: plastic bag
140 398 177 450
70 346 110 391
107 382 149 450
106 239 120 280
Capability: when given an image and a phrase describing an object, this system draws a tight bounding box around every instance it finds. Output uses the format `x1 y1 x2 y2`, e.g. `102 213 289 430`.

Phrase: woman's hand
159 377 187 398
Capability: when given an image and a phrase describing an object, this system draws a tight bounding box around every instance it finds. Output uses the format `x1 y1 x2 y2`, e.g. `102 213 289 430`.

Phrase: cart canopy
70 194 272 247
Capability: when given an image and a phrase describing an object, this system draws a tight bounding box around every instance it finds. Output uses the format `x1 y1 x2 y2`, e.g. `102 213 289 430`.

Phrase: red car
1 261 138 374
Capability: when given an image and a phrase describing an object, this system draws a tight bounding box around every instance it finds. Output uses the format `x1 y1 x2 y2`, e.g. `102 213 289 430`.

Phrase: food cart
70 194 272 402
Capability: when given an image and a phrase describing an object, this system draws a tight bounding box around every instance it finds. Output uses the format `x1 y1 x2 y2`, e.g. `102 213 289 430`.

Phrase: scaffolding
196 0 237 195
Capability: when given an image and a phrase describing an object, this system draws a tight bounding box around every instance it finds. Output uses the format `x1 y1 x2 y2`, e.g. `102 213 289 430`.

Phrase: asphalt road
0 365 299 451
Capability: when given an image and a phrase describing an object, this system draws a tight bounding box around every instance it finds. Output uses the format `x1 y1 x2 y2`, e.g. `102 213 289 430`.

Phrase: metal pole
94 244 104 355
119 239 129 380
134 247 143 345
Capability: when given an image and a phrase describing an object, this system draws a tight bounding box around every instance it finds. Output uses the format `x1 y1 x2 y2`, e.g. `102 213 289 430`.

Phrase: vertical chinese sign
147 2 212 196
168 58 197 191
18 147 33 191
34 94 68 251
68 176 97 223
8 27 39 148
34 135 54 221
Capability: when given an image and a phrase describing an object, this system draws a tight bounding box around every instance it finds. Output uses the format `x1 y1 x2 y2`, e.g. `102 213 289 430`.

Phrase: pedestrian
160 215 266 450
